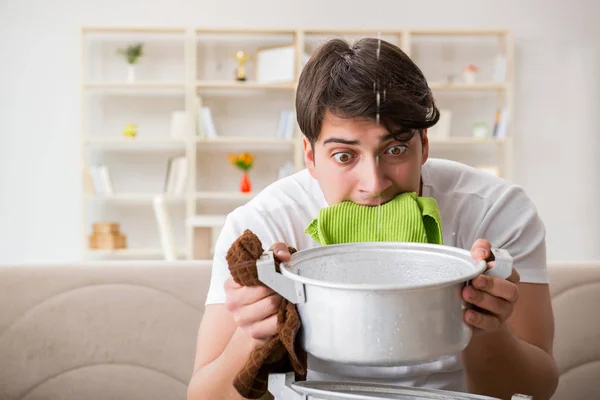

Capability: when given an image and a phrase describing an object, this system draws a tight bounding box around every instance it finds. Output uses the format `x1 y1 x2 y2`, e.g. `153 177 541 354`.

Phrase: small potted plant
117 43 144 83
228 152 254 193
463 64 479 84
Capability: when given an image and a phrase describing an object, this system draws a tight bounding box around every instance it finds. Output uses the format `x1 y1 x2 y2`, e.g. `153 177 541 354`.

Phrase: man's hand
223 242 292 349
463 238 521 334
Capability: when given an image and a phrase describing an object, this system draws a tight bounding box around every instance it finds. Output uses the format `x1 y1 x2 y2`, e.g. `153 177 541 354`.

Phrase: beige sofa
0 260 598 400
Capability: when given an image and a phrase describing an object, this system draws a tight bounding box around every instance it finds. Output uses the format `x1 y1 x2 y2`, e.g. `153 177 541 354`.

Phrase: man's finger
471 238 492 260
464 309 501 332
234 293 282 327
248 313 279 341
270 242 291 261
508 267 520 284
472 274 520 303
463 286 512 320
237 285 276 307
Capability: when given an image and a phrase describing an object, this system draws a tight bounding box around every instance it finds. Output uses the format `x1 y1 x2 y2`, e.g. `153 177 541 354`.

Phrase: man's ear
421 129 429 165
303 137 317 178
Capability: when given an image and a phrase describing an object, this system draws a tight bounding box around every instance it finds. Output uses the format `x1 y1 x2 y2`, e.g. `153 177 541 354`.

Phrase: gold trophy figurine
235 51 249 81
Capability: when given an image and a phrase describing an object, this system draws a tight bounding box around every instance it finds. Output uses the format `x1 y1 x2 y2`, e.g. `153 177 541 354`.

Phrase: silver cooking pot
268 372 533 400
257 242 513 366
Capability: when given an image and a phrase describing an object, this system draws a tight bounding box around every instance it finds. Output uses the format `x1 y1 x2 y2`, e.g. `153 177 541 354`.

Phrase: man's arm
187 304 256 400
187 242 293 400
462 262 559 399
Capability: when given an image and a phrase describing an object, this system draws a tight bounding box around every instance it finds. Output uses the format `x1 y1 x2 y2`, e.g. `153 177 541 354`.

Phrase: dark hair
295 37 440 145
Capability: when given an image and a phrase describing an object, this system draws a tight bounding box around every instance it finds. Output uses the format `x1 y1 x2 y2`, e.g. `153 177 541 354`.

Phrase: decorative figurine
123 123 137 138
234 51 250 82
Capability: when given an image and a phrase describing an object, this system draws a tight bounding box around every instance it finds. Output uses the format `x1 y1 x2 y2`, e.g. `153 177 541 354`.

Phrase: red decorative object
239 172 252 193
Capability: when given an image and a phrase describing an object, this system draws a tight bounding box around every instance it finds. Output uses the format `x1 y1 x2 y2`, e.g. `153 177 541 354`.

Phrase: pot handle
256 251 306 304
485 248 513 279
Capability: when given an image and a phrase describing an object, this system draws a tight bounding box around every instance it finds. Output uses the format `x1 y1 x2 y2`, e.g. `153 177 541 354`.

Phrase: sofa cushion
0 261 211 400
548 262 600 400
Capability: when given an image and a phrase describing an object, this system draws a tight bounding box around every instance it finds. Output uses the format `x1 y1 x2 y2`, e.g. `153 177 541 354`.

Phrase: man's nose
359 159 391 196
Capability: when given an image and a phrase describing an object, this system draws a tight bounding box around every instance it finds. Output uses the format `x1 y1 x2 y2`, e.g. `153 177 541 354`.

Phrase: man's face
304 111 429 206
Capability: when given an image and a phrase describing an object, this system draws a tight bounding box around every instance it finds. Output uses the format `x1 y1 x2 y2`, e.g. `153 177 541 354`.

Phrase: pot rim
279 242 487 291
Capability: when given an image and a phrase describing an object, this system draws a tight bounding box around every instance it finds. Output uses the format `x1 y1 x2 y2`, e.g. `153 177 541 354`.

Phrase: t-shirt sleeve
203 213 237 306
476 185 548 284
204 206 279 306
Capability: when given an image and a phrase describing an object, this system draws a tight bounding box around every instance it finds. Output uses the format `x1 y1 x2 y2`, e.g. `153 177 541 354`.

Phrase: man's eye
385 145 408 156
333 152 354 163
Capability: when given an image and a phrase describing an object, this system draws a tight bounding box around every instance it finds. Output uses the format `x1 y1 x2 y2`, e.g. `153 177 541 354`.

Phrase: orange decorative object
239 172 252 193
228 152 255 193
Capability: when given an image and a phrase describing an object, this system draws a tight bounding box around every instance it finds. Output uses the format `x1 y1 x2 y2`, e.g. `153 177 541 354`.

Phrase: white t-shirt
204 158 548 392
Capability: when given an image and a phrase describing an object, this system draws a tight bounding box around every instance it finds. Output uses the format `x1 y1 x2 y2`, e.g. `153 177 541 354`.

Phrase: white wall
1 0 599 263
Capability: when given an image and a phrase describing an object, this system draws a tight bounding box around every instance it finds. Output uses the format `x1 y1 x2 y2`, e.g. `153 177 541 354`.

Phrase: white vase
463 70 476 84
127 65 136 83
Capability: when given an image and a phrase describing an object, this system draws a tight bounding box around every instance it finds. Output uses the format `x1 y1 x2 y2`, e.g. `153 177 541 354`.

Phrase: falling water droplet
374 33 383 237
375 91 381 126
376 155 382 234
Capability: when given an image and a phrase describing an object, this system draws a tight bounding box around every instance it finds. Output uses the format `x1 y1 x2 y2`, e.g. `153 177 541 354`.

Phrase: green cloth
305 192 443 245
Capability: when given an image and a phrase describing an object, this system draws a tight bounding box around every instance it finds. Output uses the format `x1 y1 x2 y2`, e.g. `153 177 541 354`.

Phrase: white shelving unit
80 26 514 261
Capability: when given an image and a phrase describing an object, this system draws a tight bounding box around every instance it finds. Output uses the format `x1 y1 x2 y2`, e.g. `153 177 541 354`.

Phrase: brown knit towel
226 229 307 399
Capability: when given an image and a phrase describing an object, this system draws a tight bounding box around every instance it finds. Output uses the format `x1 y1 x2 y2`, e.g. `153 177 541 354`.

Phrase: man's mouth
356 198 393 207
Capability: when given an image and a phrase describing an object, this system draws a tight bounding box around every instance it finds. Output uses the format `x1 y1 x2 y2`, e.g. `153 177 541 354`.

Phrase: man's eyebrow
381 129 415 142
322 137 360 145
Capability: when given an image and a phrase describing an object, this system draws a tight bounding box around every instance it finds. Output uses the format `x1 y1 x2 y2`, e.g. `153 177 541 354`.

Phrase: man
187 38 559 400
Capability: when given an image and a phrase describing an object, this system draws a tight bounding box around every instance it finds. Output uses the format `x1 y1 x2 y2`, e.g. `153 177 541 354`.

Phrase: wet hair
295 37 440 146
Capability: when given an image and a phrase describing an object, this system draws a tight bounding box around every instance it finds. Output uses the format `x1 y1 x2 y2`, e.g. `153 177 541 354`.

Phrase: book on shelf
195 96 218 138
88 164 113 195
275 109 296 139
164 156 188 196
492 107 510 139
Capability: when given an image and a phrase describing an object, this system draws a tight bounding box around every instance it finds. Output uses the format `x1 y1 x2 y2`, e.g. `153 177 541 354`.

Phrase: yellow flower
241 152 253 166
228 152 254 171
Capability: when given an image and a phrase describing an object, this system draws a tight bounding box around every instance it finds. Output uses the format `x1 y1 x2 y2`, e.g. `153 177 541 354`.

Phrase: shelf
304 29 403 35
85 247 186 257
197 80 296 91
194 191 255 201
195 27 296 34
85 82 186 89
86 193 186 204
81 26 514 261
410 29 509 37
85 138 187 151
83 26 187 34
429 82 506 91
196 137 296 151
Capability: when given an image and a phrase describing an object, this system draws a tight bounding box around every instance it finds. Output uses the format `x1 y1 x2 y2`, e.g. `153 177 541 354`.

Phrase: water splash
375 32 383 236
376 155 381 234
